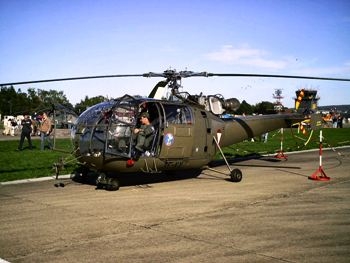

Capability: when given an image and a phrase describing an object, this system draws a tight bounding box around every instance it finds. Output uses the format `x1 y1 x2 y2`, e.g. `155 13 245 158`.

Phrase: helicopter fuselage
72 95 304 175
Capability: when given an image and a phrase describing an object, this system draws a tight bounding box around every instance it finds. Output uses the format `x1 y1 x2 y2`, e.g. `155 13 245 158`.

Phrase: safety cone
308 130 330 181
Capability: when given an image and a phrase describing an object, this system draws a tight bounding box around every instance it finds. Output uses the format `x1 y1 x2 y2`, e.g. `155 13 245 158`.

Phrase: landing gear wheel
96 173 120 191
54 182 65 187
230 168 242 182
96 173 106 189
107 178 120 191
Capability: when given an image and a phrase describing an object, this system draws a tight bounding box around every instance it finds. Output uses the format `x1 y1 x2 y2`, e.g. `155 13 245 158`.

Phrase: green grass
220 128 350 157
0 128 349 182
0 138 77 182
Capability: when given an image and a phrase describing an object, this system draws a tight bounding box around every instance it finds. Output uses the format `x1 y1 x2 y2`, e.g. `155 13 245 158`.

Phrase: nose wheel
96 173 120 191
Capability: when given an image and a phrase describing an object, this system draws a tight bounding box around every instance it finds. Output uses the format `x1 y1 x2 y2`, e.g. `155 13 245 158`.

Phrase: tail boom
220 114 305 147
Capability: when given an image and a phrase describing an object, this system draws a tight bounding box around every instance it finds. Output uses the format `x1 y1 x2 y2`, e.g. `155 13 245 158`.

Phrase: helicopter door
105 101 163 158
161 105 194 158
191 109 210 159
134 101 163 157
148 102 163 156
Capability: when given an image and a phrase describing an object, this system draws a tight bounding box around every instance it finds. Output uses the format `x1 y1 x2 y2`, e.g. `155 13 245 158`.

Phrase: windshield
105 99 138 157
74 95 138 157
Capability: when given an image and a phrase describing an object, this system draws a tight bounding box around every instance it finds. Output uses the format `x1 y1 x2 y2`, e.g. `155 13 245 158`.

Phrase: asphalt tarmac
1 147 350 263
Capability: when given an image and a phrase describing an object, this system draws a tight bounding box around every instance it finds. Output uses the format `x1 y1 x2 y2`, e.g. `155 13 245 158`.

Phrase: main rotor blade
0 74 144 86
207 73 350 82
2 71 349 86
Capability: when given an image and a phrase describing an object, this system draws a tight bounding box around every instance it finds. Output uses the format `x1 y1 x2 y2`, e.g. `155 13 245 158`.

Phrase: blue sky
0 0 349 108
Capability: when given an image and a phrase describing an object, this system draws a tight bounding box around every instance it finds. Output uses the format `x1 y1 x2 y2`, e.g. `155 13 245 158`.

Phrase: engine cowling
223 98 240 112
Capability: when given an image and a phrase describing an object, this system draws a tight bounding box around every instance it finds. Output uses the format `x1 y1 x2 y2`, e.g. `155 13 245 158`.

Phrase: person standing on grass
17 114 34 151
39 112 53 150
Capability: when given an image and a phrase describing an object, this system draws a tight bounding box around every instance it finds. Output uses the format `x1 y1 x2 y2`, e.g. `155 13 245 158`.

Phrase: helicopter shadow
66 154 300 190
71 168 203 190
209 153 301 170
209 153 281 167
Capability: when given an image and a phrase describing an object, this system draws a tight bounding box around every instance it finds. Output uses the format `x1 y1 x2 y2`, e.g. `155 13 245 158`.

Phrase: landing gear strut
212 136 243 183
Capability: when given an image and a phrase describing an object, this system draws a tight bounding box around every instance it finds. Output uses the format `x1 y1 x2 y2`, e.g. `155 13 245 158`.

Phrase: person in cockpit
134 112 155 154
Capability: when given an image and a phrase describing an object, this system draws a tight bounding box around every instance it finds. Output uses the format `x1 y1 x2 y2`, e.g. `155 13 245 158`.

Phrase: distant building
294 89 319 114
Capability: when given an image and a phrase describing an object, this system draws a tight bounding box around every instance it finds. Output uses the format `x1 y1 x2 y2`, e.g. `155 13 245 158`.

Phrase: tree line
0 86 106 117
0 86 280 117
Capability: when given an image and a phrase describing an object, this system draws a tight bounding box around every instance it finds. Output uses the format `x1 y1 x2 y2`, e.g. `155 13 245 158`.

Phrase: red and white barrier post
275 128 287 160
308 130 330 181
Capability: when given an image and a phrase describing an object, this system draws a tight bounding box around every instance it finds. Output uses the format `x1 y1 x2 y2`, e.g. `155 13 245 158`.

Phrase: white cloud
205 45 350 78
204 45 288 70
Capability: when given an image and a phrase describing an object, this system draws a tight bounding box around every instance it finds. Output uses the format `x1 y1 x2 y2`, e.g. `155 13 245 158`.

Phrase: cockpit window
77 101 115 127
74 96 162 158
75 101 116 155
106 102 137 157
75 96 139 157
163 104 193 124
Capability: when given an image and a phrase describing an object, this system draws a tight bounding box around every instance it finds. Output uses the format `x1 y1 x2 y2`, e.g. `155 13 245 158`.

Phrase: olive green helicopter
2 69 349 190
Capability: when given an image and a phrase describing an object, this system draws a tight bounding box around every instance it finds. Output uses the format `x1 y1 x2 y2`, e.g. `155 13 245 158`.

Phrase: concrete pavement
0 147 350 262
